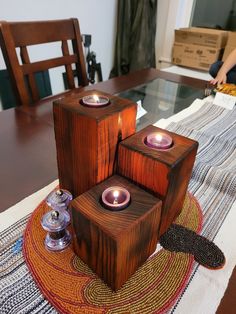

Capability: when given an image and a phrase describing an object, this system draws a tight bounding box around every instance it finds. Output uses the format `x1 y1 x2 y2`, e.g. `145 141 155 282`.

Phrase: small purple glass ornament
46 189 73 212
41 209 71 251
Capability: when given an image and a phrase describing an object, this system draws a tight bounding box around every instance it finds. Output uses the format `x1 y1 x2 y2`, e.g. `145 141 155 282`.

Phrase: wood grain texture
2 67 235 314
70 174 162 291
117 125 198 236
53 90 137 199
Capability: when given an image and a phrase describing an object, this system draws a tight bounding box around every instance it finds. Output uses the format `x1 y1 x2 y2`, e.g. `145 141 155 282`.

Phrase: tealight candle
145 132 173 150
81 94 110 107
101 186 130 210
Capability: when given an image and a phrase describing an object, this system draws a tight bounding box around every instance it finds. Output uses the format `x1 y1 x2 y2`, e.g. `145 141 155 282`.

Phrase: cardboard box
175 27 228 48
226 31 236 46
172 42 223 71
222 45 235 61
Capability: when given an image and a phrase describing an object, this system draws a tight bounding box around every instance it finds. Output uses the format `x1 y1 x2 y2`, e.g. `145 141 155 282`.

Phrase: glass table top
117 77 205 131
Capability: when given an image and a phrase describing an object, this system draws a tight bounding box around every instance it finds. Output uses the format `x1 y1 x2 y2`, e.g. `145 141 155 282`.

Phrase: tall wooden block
53 90 137 198
70 174 162 291
117 125 198 236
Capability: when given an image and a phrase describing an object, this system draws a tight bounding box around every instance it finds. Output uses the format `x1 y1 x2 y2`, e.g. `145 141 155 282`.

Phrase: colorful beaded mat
160 224 225 269
23 192 202 313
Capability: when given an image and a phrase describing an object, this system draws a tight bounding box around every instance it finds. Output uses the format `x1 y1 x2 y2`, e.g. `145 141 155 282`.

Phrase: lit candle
145 132 173 150
101 186 130 210
81 94 110 107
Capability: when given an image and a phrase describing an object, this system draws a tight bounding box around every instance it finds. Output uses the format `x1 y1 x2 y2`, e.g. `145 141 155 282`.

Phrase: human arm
210 48 236 85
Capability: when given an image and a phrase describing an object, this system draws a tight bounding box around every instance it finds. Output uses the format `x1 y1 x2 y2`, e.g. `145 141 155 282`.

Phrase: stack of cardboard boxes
172 27 228 71
222 31 236 61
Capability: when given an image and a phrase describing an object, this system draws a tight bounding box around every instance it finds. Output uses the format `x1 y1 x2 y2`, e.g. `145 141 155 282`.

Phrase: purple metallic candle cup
145 132 173 150
81 94 110 107
101 186 130 211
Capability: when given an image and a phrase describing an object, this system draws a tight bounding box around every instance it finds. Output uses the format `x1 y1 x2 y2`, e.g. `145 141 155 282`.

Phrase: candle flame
93 95 99 102
118 114 122 127
155 134 163 142
113 190 119 205
113 190 119 198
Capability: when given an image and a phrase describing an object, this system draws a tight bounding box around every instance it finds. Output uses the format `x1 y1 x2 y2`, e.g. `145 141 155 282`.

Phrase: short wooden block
53 90 137 198
117 125 198 236
70 174 162 291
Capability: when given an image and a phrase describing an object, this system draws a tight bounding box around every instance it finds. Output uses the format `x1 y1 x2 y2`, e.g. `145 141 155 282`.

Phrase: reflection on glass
117 78 204 131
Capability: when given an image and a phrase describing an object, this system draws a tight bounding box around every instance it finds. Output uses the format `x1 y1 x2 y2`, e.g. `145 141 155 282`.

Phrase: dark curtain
110 0 157 78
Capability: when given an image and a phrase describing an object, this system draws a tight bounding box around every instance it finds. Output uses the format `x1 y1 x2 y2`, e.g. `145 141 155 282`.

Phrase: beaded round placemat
159 224 225 269
23 192 202 314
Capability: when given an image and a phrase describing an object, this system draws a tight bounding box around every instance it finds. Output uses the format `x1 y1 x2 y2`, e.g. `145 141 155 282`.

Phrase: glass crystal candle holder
46 189 73 212
41 209 71 251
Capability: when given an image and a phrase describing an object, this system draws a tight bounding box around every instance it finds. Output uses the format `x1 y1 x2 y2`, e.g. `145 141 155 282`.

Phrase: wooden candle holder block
53 90 137 198
117 125 198 236
70 174 162 291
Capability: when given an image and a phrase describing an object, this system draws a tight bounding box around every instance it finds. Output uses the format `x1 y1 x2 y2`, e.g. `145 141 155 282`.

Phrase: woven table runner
159 100 236 313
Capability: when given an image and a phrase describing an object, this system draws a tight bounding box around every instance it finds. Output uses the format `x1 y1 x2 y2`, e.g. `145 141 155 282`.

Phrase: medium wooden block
117 125 198 236
53 90 137 198
70 174 162 291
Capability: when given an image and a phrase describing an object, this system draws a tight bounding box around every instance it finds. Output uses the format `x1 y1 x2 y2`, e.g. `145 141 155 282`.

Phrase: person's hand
210 73 227 86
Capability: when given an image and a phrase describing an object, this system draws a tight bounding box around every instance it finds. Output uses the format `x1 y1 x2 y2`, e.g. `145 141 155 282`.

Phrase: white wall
154 0 195 114
156 0 195 68
0 0 117 94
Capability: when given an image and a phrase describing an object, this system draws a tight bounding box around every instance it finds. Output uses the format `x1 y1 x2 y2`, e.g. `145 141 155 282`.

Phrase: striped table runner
160 100 236 313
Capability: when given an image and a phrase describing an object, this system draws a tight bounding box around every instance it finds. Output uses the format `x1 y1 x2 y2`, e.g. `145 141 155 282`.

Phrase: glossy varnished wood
117 125 198 236
217 268 236 313
0 18 88 106
0 108 57 211
53 90 137 198
71 174 162 290
17 68 208 124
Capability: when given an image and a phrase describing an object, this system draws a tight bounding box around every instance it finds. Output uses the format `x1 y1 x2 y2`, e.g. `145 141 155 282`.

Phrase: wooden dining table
0 67 235 313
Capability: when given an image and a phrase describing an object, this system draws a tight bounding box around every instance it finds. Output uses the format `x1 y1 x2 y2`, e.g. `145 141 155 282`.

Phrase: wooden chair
0 18 88 106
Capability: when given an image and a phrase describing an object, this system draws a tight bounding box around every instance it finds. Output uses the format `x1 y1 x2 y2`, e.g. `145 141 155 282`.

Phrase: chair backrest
0 18 88 106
